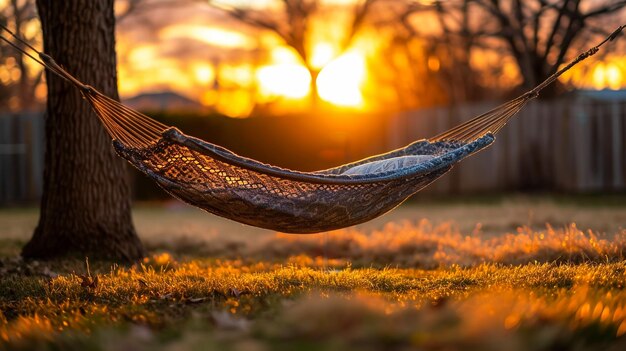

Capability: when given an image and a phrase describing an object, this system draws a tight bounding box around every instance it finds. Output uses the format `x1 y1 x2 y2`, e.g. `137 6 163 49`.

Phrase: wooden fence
0 112 44 205
389 92 626 194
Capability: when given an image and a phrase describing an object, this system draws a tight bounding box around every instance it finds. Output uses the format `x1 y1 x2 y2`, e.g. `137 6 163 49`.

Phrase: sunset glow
104 19 626 115
310 42 337 70
193 64 215 85
256 64 311 99
117 43 199 97
160 25 256 49
561 56 626 91
3 0 624 116
592 62 623 90
317 51 366 107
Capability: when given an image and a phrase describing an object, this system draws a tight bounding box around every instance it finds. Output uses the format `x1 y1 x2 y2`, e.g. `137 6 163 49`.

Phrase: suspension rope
0 23 84 88
1 23 168 148
431 25 625 143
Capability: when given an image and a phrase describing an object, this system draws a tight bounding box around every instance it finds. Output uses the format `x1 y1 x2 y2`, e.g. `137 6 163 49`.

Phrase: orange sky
112 0 626 117
114 0 382 117
1 0 625 116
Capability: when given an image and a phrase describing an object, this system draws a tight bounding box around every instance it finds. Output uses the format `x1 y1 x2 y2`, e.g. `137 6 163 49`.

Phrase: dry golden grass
252 221 626 267
1 198 626 350
2 256 626 350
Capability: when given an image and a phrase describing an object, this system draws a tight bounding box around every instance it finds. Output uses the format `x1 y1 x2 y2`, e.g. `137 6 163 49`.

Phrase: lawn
1 196 626 350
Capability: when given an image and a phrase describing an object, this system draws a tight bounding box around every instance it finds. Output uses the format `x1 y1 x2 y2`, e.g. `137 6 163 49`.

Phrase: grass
1 199 626 350
2 258 626 350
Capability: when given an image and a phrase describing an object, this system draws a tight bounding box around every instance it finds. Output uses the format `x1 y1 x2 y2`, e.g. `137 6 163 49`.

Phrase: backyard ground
1 195 626 350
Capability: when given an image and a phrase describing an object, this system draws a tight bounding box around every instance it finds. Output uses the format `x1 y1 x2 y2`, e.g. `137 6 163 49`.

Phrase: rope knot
39 52 53 63
526 91 539 99
82 85 95 94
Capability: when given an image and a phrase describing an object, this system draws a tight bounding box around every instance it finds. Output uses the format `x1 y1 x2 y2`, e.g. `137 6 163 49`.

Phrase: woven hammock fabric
114 128 494 232
1 24 621 233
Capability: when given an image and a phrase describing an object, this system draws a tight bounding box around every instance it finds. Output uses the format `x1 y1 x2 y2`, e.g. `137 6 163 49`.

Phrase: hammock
1 25 623 233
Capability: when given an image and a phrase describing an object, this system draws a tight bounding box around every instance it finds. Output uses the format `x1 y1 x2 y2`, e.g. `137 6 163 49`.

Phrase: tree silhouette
208 0 379 108
401 0 626 98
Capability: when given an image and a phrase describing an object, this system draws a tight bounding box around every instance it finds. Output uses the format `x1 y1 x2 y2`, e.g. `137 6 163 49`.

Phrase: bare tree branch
205 0 380 107
584 0 626 19
405 0 626 97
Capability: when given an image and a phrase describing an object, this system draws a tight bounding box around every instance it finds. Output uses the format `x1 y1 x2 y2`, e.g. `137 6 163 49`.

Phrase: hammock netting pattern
114 128 493 232
1 24 622 233
80 72 527 233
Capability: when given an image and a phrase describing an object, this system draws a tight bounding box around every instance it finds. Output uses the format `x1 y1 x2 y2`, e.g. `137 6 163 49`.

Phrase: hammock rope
430 25 625 143
1 23 623 233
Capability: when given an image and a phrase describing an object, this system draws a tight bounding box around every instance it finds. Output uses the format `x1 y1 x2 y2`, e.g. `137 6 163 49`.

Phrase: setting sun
10 0 621 117
310 42 337 70
317 51 366 107
256 64 311 99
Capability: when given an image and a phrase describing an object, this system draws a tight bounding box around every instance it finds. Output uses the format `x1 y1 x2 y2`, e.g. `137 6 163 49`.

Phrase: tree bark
22 0 145 261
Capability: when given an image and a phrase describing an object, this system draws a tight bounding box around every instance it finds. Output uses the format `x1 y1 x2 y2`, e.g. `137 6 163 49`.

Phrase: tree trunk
22 0 145 261
309 68 321 109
